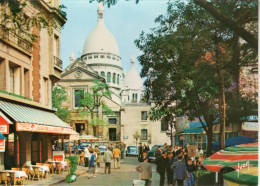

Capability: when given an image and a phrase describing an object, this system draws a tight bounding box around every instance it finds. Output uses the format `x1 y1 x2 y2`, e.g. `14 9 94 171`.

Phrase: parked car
126 146 138 157
79 142 92 150
147 145 164 163
64 141 75 151
98 145 107 155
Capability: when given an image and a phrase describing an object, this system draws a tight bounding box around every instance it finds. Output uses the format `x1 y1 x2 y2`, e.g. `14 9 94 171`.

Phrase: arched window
113 73 116 83
107 72 111 83
135 93 138 100
101 71 105 77
117 74 119 84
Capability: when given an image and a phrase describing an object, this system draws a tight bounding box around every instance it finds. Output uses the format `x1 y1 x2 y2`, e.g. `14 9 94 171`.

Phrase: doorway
75 123 85 134
109 128 116 141
31 133 41 164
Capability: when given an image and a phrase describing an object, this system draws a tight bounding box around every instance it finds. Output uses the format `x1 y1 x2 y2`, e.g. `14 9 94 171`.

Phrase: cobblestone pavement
57 157 160 186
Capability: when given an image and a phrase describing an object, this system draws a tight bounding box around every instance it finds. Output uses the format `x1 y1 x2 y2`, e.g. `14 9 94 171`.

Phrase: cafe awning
0 100 74 135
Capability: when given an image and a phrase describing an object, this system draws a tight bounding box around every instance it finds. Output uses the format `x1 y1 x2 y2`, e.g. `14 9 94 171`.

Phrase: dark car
64 141 75 151
79 142 92 150
126 146 138 157
98 145 107 155
147 145 164 163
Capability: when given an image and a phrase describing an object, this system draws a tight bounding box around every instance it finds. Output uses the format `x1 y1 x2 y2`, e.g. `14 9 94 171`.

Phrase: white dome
124 55 143 90
82 3 120 57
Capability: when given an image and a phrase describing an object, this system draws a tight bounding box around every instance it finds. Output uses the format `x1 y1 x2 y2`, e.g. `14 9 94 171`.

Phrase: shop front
0 100 76 168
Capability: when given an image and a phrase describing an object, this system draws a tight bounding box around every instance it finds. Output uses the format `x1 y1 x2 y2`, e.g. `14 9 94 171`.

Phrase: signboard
53 151 65 161
242 122 258 131
187 145 196 157
0 124 8 134
123 136 128 139
0 139 5 152
70 134 79 141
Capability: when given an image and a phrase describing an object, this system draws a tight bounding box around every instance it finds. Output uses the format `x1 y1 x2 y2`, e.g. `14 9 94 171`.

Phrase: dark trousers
121 151 124 159
167 169 173 184
159 170 166 186
104 162 111 174
138 153 143 162
176 179 184 186
141 179 150 186
84 157 89 167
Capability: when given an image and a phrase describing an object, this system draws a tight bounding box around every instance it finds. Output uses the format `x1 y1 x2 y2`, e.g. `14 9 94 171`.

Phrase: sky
60 0 168 74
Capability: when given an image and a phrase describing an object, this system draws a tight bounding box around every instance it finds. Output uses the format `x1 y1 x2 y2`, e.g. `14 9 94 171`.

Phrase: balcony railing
0 30 32 53
53 56 63 69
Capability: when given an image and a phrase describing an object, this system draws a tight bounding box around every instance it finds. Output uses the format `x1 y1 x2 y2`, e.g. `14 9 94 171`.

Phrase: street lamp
171 114 176 147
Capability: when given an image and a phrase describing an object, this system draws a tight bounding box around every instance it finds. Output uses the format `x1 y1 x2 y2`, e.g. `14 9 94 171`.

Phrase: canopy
212 136 255 151
0 132 5 139
223 167 258 186
203 142 258 172
79 135 99 141
69 130 79 141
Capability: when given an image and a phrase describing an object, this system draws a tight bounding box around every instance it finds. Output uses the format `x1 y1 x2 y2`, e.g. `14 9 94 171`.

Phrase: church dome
82 3 120 57
124 55 143 90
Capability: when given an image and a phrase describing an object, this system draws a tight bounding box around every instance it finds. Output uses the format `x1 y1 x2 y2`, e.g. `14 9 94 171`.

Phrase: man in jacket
155 146 162 160
120 142 125 159
138 143 143 162
103 147 113 174
167 151 174 185
94 145 101 168
156 150 169 186
171 155 188 186
113 145 121 169
84 145 90 167
136 156 152 186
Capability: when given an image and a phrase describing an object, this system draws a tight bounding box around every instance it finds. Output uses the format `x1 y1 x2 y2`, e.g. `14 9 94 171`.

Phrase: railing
53 55 63 69
0 30 32 53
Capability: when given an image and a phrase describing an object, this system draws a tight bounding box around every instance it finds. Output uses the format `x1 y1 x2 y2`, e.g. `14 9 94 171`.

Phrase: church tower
81 2 123 104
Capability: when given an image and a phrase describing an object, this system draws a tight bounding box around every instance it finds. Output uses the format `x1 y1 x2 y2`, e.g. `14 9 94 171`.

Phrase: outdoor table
48 161 68 169
1 170 27 178
28 165 49 173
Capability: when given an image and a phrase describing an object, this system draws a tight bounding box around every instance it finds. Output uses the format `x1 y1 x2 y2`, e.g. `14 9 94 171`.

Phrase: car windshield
129 147 136 150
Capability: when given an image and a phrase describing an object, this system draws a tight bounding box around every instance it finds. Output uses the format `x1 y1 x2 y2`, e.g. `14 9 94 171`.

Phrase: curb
48 171 88 186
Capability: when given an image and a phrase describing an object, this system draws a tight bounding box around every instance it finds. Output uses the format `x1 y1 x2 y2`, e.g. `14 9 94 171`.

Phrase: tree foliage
135 0 257 155
52 86 70 122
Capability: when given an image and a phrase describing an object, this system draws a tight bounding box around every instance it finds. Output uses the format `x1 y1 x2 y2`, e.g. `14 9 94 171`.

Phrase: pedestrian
88 149 97 179
103 147 113 174
140 150 148 162
196 147 203 157
113 145 121 169
155 146 162 160
84 145 90 167
166 151 174 185
185 158 196 186
146 144 150 151
136 156 152 186
120 142 125 159
138 143 143 162
79 150 84 165
171 155 188 186
156 150 169 186
94 145 101 168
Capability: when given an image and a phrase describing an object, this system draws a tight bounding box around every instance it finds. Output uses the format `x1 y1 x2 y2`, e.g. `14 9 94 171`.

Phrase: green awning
0 100 71 129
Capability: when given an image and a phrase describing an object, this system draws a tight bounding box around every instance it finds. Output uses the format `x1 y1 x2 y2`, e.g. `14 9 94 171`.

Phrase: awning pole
215 172 218 183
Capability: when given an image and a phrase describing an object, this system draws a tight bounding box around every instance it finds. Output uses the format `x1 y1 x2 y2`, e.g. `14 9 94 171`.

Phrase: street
59 157 160 186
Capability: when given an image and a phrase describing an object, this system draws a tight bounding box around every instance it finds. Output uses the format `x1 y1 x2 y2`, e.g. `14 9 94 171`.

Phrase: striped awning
203 142 258 172
0 100 73 134
79 135 99 141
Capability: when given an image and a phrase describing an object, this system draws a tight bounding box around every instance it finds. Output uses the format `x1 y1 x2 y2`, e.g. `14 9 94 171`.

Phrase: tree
77 80 113 137
135 0 257 155
52 86 70 122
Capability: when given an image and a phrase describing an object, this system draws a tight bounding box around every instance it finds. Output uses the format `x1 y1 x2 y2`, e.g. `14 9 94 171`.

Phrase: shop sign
70 134 79 141
242 122 258 131
179 136 184 140
0 139 5 152
123 136 128 139
53 151 65 161
0 124 8 134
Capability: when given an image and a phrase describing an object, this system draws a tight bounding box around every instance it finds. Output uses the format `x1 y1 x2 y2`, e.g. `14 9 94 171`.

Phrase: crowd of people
135 143 205 186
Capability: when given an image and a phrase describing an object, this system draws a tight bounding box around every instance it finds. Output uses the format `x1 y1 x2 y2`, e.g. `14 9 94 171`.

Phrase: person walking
94 145 101 168
88 149 97 179
171 155 188 186
113 145 121 169
103 147 113 174
136 156 152 186
120 142 125 159
167 151 174 185
138 143 143 162
84 145 90 167
185 158 196 186
155 146 162 160
156 150 169 186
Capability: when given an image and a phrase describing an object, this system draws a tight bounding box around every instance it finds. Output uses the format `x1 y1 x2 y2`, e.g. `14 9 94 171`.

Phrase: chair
11 168 19 171
32 167 43 181
44 164 51 178
0 172 9 186
55 162 62 174
22 168 30 181
36 163 44 166
9 172 24 186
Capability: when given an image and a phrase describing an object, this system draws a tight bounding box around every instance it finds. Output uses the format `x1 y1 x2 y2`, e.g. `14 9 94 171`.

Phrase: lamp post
171 114 176 147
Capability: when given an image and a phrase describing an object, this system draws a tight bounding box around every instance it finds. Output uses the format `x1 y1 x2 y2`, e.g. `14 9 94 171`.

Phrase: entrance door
109 128 116 141
75 123 85 134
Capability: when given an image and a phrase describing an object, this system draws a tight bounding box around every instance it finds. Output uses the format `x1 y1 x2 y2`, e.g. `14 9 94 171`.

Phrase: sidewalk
28 164 88 185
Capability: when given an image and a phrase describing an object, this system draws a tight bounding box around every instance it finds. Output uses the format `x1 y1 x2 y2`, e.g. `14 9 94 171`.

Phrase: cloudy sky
60 0 168 75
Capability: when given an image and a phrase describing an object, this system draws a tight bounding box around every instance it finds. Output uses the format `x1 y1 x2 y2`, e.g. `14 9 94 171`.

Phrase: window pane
113 73 116 83
161 118 168 131
107 72 111 83
141 129 147 140
74 89 84 107
141 111 147 120
117 74 119 84
108 118 117 124
101 71 105 77
10 66 14 93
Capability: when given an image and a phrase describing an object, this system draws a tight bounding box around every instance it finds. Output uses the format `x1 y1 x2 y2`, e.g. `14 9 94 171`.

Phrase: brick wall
32 26 41 102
